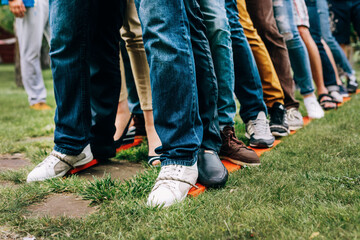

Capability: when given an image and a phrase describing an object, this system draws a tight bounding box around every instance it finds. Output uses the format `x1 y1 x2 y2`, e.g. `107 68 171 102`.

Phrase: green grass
0 63 360 239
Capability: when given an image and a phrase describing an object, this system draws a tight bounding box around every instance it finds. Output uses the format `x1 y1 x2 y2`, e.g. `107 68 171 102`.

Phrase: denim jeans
317 0 354 75
328 0 360 45
135 0 202 166
305 0 337 87
198 0 236 127
120 39 143 115
185 0 222 152
225 0 268 123
49 0 124 158
273 0 315 96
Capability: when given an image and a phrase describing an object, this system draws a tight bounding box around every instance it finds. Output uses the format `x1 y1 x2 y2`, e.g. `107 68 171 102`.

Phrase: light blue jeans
317 0 354 75
273 0 315 96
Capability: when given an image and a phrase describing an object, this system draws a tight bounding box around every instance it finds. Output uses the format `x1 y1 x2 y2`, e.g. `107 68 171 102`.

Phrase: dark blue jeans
135 0 203 166
317 0 354 75
185 0 222 152
328 0 360 45
49 0 124 158
305 0 337 87
225 0 267 123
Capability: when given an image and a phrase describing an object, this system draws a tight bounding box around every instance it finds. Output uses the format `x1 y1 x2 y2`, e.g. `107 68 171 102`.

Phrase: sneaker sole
271 131 289 137
249 142 273 148
220 156 260 167
289 125 303 131
245 132 274 148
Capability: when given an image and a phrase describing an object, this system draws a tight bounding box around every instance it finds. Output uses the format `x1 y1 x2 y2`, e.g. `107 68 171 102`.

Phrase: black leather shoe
197 149 228 188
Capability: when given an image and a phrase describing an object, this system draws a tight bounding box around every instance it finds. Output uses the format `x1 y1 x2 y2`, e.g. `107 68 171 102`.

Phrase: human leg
28 0 124 182
136 0 202 206
306 0 338 89
16 0 48 106
246 0 299 110
226 0 274 148
317 0 354 75
237 0 285 108
273 0 315 97
121 0 161 159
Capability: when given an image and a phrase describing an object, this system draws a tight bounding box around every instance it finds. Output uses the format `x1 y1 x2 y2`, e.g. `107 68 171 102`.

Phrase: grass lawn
0 63 360 239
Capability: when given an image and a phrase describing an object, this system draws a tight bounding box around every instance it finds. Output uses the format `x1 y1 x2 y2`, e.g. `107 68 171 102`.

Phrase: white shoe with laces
286 108 304 131
304 96 324 119
245 111 275 148
27 144 93 182
147 163 198 208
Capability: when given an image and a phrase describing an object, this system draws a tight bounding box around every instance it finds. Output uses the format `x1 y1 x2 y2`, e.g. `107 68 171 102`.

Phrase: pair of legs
16 0 51 109
236 0 285 109
245 0 299 110
294 0 340 108
115 0 161 159
273 0 315 99
27 0 125 183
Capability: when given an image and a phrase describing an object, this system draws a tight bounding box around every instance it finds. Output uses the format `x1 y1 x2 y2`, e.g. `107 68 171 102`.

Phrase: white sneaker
27 144 93 182
245 111 274 148
147 163 198 208
286 108 304 131
304 96 324 119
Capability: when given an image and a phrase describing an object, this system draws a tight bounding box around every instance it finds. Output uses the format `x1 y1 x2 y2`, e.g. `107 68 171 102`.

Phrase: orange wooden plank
188 183 206 197
303 116 312 126
222 160 241 173
67 159 99 175
249 139 281 157
116 137 145 153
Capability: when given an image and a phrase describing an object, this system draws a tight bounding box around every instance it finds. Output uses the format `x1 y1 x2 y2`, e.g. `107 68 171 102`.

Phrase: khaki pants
236 0 284 107
119 0 152 111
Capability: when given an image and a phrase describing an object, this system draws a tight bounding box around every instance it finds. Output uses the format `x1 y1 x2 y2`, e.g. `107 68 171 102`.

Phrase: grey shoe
245 111 275 148
286 108 304 131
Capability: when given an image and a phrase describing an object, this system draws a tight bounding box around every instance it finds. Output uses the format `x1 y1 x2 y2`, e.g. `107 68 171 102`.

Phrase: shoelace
286 108 300 121
224 129 246 148
153 165 198 193
36 153 58 168
251 118 270 136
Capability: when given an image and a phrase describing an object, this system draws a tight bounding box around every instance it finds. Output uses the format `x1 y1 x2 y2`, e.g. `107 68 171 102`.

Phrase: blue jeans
225 0 267 123
317 0 354 75
185 0 222 152
198 0 236 127
49 0 124 158
273 0 315 96
135 0 203 166
120 39 142 115
305 0 337 87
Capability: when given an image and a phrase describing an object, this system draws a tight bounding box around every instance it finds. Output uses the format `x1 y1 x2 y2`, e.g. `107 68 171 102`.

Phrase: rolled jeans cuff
161 155 198 167
300 88 314 96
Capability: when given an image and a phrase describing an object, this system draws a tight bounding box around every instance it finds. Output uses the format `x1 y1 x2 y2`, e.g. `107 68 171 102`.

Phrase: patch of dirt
77 160 144 181
0 181 19 189
0 154 30 172
27 194 96 218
